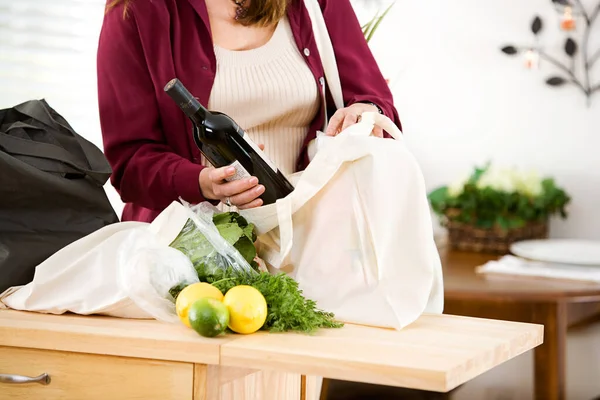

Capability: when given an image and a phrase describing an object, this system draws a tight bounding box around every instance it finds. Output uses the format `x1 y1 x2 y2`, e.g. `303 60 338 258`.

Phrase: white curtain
0 0 106 147
0 0 123 214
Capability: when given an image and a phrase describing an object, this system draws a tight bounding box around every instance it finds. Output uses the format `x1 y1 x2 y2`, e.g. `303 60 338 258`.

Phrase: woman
98 0 401 222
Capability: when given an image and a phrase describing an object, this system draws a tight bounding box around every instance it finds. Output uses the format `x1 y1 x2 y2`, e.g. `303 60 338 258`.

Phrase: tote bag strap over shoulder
303 0 344 112
303 0 402 141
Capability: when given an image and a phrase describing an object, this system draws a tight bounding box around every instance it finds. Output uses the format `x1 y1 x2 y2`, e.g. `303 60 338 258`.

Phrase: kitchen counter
0 310 543 399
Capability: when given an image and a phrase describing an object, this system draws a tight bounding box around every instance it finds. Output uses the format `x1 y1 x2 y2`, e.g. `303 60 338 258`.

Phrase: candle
561 6 576 31
524 49 540 69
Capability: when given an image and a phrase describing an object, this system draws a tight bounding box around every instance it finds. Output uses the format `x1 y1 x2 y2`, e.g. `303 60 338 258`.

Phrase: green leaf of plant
428 186 449 202
362 15 377 40
170 219 212 259
366 2 394 43
233 236 257 266
428 186 450 215
242 223 257 242
216 223 245 246
496 216 510 230
469 162 490 184
212 212 234 226
477 218 494 229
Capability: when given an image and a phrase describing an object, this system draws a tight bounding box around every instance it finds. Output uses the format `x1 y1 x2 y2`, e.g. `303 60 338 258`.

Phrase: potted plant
428 164 571 254
359 2 395 85
361 2 394 43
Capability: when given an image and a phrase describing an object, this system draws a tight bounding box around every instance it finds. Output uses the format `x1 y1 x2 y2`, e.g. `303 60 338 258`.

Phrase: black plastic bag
0 99 119 292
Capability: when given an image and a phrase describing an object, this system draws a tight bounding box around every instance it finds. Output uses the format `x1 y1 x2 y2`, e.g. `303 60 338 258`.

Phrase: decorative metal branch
500 0 600 106
590 47 600 67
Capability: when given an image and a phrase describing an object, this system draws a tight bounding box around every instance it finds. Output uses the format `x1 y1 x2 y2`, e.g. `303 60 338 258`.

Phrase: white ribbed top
207 17 320 176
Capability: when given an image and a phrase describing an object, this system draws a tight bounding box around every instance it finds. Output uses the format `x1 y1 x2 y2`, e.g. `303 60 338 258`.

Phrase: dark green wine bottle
164 78 294 205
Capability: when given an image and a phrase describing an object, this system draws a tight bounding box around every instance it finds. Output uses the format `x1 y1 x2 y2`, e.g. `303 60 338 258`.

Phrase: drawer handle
0 373 51 385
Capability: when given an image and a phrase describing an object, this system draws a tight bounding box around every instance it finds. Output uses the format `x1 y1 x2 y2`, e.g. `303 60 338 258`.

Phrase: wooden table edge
218 321 545 393
444 291 600 303
0 310 226 365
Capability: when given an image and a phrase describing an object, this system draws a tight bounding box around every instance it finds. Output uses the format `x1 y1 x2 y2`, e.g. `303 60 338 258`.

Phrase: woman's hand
198 144 266 209
324 103 383 137
199 166 265 209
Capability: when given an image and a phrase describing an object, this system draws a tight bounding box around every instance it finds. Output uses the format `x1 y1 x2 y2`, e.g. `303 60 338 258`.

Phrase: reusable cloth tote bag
238 0 444 330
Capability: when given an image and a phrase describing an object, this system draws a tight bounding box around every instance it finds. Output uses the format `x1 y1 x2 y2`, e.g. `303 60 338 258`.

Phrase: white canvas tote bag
239 0 444 330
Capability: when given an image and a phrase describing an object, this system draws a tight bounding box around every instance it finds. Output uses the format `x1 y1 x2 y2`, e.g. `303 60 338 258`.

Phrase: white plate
510 239 600 266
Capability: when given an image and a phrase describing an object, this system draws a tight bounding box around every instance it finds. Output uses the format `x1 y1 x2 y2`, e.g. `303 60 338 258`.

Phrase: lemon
176 282 224 327
188 298 230 338
223 285 267 334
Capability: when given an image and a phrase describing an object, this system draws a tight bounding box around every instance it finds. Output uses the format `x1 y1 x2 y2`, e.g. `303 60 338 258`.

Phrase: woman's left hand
324 103 383 137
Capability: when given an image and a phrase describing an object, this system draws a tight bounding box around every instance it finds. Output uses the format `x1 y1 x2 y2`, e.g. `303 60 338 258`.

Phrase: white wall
354 0 600 399
359 0 600 240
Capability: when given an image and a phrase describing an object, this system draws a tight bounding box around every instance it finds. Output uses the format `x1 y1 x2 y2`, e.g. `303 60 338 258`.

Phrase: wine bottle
164 78 294 205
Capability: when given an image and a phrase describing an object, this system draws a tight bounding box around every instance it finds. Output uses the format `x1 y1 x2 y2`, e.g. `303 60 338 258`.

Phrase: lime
223 285 267 334
188 298 230 338
176 282 224 327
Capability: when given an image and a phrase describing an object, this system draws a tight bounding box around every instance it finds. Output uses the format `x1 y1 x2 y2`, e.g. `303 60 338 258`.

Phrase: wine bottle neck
164 78 207 120
182 98 205 120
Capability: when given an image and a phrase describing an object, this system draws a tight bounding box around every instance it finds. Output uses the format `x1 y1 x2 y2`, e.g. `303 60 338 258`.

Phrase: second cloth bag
240 112 444 330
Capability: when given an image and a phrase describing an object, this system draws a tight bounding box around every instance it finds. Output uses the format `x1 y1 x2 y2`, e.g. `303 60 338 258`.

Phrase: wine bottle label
241 132 278 173
225 160 252 182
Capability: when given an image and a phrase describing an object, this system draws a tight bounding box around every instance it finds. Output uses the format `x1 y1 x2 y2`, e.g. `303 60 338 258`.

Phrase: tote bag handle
303 0 344 111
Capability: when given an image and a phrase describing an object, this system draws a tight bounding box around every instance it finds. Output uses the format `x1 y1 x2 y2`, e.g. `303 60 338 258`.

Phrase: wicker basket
445 219 549 254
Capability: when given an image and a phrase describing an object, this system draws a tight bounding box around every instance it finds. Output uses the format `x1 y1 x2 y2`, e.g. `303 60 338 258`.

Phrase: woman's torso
102 0 333 222
207 16 320 176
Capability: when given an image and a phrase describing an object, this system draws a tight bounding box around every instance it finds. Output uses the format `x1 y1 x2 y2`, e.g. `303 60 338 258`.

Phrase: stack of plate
510 239 600 267
476 239 600 283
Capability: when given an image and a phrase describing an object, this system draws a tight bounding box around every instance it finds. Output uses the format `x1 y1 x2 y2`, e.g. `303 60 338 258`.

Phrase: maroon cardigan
97 0 401 222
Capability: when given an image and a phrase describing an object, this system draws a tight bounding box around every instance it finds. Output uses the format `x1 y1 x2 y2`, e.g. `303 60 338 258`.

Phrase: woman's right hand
199 166 265 209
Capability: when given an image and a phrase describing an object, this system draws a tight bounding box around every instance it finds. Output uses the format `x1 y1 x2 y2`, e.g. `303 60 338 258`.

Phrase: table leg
533 302 567 400
302 375 324 400
194 364 221 400
193 365 303 400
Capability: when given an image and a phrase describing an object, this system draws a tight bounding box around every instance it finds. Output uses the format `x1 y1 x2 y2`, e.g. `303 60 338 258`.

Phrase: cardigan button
303 48 310 57
319 77 325 86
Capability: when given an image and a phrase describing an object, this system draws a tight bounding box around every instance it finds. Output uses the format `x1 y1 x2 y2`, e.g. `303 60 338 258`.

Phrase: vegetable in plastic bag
170 204 259 279
169 201 342 333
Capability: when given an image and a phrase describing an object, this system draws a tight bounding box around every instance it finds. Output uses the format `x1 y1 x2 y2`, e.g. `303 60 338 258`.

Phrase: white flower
476 166 518 193
447 174 470 197
515 169 543 197
474 166 544 197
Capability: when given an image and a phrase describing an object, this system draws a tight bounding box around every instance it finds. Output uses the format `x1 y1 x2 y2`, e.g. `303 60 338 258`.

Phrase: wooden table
442 249 600 400
0 310 542 399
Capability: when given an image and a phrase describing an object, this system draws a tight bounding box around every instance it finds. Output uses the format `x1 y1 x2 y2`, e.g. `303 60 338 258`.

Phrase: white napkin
476 255 600 283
